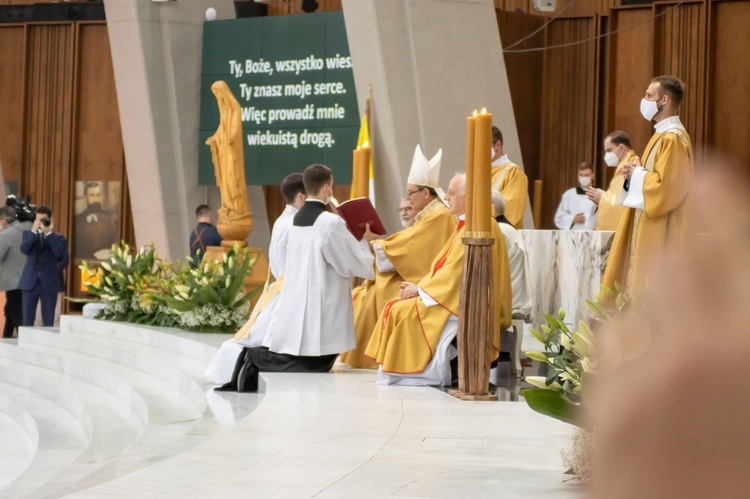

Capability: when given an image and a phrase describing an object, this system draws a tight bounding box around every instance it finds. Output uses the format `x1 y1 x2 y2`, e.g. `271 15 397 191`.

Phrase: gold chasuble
596 150 639 231
602 129 693 295
341 200 457 368
491 162 528 228
366 221 512 375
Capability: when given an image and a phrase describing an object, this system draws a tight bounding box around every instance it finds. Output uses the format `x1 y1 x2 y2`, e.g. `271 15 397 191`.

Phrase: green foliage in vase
69 242 260 333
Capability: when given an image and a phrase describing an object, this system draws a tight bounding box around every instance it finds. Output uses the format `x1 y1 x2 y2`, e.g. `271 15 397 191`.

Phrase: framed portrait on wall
74 181 121 260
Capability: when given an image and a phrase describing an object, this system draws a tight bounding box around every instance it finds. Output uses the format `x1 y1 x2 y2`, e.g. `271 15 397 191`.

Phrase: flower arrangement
522 283 632 478
71 242 259 333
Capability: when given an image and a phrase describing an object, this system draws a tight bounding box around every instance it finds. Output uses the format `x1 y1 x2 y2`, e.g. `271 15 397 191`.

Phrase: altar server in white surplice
205 174 306 386
220 164 375 392
554 162 604 231
492 191 533 319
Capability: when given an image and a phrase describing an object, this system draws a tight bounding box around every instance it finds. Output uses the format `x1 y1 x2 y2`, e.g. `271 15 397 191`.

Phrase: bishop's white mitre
407 145 442 188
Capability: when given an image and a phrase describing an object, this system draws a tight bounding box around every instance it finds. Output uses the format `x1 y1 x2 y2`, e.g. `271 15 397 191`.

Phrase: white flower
126 255 133 268
101 262 112 272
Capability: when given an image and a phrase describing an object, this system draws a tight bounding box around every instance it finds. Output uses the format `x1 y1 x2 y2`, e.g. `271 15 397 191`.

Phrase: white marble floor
0 317 579 499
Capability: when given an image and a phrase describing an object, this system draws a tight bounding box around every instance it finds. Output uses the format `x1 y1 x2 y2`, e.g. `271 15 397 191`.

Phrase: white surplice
205 205 297 385
263 209 374 356
554 188 603 230
498 222 533 318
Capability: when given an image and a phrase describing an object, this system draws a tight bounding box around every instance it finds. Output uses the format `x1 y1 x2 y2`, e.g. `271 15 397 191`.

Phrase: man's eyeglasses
406 187 425 198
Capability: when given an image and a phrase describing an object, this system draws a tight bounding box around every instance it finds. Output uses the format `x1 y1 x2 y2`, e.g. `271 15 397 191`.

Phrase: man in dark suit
19 206 69 327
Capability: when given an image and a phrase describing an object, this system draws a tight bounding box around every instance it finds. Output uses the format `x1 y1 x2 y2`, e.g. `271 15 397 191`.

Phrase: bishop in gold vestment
340 199 456 368
602 116 693 295
366 174 512 385
342 144 455 368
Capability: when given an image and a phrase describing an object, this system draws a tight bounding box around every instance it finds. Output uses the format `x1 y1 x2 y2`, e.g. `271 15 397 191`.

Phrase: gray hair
0 206 16 223
491 190 506 217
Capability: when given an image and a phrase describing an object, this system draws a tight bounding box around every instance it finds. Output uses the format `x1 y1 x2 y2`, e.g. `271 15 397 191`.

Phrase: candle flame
472 110 477 117
480 107 487 114
362 141 369 148
356 146 361 150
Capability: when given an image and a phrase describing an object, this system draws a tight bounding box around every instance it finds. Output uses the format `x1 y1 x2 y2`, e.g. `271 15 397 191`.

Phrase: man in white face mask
554 162 604 230
589 131 638 231
602 75 694 295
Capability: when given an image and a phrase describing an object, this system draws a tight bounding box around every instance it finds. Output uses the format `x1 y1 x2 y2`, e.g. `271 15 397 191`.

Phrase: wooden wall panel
74 23 123 182
0 26 25 186
497 9 545 189
265 0 342 16
538 18 597 228
22 24 76 237
496 0 530 13
609 8 654 159
0 20 134 308
654 2 707 159
708 1 750 178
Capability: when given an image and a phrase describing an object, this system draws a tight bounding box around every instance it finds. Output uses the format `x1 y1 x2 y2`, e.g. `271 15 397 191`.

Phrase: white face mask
640 98 660 121
324 186 332 205
579 176 592 188
490 146 496 160
604 151 619 167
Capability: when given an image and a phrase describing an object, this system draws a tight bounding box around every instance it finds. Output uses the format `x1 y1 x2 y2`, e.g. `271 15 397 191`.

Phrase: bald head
445 173 466 216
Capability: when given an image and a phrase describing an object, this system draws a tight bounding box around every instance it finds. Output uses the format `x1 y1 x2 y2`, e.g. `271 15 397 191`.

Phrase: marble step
14 327 260 496
59 316 225 365
0 369 89 498
18 327 207 420
0 394 38 490
61 327 211 381
0 342 148 434
0 348 146 498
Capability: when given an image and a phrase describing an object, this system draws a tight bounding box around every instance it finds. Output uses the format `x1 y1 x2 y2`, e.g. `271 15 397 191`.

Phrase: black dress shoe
213 347 247 392
237 359 259 393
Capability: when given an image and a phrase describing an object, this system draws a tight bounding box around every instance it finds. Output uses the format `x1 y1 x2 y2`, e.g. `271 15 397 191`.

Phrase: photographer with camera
0 206 32 337
19 206 69 327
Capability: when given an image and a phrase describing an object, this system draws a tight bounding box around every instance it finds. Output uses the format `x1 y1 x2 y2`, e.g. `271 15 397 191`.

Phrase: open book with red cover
334 198 386 241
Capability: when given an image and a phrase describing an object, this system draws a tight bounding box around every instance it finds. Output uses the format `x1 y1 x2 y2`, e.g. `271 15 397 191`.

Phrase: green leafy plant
522 283 635 479
522 306 595 429
522 282 633 427
70 242 260 333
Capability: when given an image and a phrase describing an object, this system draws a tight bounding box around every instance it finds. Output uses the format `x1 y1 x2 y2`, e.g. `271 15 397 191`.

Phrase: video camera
5 195 37 223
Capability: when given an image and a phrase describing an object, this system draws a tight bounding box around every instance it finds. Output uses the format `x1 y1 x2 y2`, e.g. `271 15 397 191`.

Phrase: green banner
199 11 358 186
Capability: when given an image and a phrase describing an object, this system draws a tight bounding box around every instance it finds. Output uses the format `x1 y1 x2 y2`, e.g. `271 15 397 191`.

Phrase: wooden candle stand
450 234 498 402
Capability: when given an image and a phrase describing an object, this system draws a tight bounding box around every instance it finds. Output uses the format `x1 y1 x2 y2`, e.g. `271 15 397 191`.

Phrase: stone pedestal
520 230 615 330
204 246 268 309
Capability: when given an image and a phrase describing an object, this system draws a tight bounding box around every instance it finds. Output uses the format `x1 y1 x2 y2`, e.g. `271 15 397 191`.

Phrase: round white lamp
205 7 217 21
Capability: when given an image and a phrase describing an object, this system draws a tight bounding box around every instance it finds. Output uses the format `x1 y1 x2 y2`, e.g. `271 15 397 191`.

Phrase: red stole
432 220 464 273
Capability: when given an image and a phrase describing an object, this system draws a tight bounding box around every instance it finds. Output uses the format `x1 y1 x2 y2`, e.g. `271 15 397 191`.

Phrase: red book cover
335 198 386 241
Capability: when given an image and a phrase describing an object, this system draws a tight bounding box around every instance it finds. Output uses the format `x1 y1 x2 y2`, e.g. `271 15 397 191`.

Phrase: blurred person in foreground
591 168 750 498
